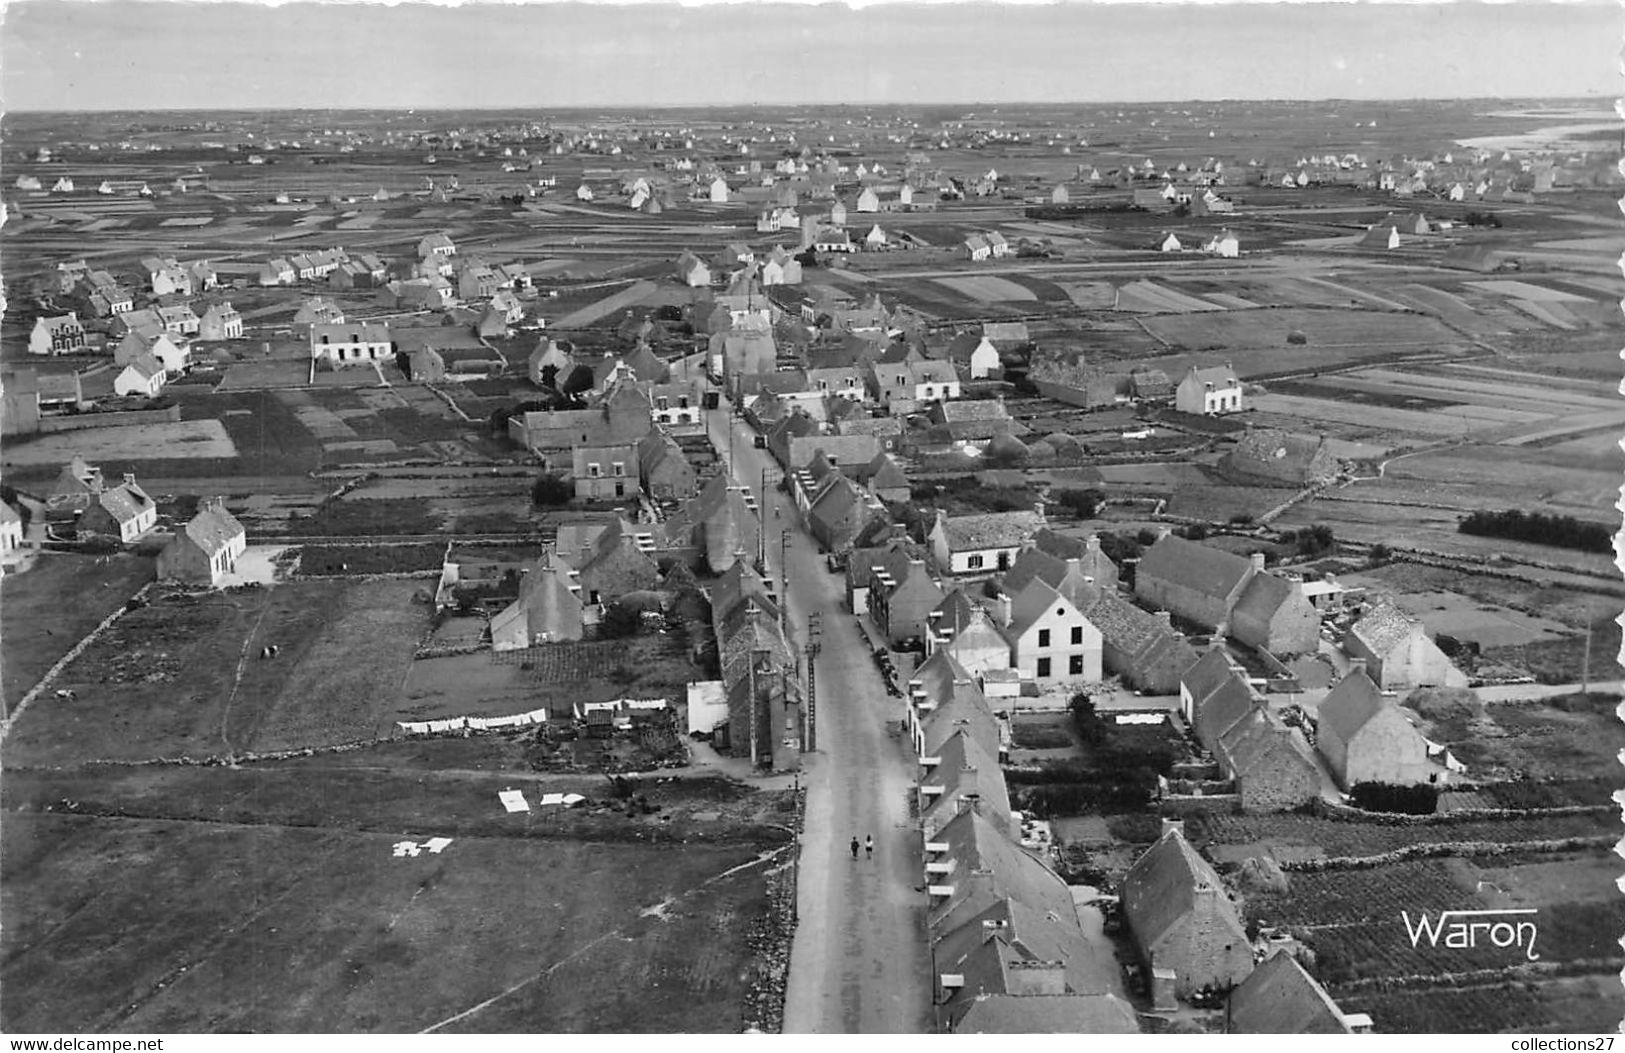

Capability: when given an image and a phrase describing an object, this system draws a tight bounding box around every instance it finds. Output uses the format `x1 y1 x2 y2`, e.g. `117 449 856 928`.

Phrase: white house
1002 578 1104 686
709 177 730 203
1204 229 1240 258
199 303 244 341
1157 232 1182 253
1175 364 1243 415
864 224 888 250
856 187 881 213
114 353 167 397
29 314 87 356
576 183 594 202
310 322 393 366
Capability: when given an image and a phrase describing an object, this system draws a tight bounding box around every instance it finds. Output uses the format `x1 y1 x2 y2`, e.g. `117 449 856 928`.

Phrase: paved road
705 401 931 1034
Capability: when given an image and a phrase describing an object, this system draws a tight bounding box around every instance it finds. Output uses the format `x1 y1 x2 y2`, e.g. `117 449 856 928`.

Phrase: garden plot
1114 280 1223 313
396 635 699 726
1351 368 1619 414
1466 280 1593 302
1060 282 1119 309
1386 284 1506 336
276 389 359 441
933 275 1039 303
1247 394 1482 437
1505 300 1577 330
1 420 238 465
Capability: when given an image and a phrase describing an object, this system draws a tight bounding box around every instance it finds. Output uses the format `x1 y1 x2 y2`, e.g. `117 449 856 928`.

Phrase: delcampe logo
1402 908 1539 961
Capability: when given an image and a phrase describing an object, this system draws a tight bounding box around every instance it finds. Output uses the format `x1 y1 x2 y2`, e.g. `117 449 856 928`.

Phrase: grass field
1142 307 1464 352
2 579 426 765
0 768 789 1033
0 553 155 710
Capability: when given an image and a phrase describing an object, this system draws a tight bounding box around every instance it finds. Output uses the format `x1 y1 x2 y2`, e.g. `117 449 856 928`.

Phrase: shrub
1070 692 1108 745
531 472 573 507
1053 488 1105 518
598 601 643 640
1349 781 1439 815
1458 509 1612 554
1286 330 1308 345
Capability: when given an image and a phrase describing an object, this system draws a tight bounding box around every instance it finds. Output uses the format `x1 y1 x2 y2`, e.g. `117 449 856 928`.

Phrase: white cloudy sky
1 1 1616 110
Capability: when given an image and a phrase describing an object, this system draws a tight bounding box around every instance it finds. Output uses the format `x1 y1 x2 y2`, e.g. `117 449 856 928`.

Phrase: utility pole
1582 618 1593 695
805 612 822 752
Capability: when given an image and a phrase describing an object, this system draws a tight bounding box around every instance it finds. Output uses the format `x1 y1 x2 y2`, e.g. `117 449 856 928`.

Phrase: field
0 758 793 1033
1140 307 1464 352
0 552 155 710
1190 811 1616 859
1 420 238 466
2 579 427 765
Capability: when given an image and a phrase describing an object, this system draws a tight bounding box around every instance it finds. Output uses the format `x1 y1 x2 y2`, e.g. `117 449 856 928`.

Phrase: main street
706 399 931 1034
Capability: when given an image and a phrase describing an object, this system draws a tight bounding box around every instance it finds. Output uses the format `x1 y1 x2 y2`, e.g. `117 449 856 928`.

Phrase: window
615 481 625 497
924 386 934 398
1038 629 1051 648
1036 657 1051 678
1069 655 1084 676
612 462 625 477
588 463 601 478
1071 626 1083 645
997 552 1010 571
967 554 984 570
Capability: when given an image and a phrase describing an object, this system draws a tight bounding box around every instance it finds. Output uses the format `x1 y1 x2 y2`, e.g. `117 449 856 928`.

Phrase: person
865 834 874 860
850 836 860 860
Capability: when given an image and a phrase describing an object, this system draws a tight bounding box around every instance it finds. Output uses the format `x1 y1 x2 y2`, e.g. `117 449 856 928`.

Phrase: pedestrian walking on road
864 835 874 860
850 836 860 860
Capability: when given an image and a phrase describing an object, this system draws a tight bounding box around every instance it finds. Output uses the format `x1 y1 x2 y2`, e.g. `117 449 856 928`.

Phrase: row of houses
906 642 1365 1029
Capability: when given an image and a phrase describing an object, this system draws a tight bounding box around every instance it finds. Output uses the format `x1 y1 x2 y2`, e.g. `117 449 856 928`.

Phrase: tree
1069 692 1107 745
531 472 572 507
598 601 642 639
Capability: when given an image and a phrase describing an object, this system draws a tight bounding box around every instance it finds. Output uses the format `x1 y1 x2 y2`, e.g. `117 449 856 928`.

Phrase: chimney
991 592 1012 628
1086 534 1101 555
1161 818 1186 839
1155 610 1173 627
956 792 982 816
1348 657 1368 677
122 472 136 488
1249 551 1266 572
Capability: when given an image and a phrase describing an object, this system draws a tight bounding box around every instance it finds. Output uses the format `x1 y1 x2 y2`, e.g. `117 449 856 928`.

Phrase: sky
0 0 1616 111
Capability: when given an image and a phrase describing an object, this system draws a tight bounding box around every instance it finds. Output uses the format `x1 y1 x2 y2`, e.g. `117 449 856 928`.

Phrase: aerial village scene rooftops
0 0 1619 1038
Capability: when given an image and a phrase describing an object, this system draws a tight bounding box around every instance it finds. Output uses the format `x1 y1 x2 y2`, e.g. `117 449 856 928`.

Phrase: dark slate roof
1316 669 1390 745
1228 950 1349 1034
1232 571 1301 631
931 808 1075 937
1138 534 1252 602
1121 827 1244 955
954 994 1139 1034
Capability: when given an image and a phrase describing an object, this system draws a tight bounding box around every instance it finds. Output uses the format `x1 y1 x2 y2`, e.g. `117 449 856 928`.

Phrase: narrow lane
704 401 931 1034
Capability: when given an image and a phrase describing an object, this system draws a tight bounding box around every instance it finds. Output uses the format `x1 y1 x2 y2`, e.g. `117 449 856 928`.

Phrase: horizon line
5 93 1611 116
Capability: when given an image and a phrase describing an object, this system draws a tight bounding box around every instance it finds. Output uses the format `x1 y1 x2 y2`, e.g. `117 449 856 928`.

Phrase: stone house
1219 428 1340 487
571 443 640 500
1343 600 1467 691
1316 666 1436 788
1121 825 1254 1001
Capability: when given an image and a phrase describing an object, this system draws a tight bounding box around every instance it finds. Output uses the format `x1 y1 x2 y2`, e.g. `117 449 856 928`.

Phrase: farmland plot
1142 307 1461 351
1340 978 1621 1035
4 580 354 765
0 553 154 711
933 275 1040 303
1 420 239 466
